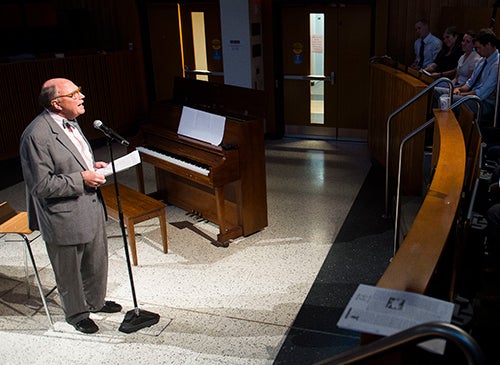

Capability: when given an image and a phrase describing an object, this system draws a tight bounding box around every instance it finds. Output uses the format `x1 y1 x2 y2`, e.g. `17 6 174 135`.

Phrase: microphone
93 120 129 146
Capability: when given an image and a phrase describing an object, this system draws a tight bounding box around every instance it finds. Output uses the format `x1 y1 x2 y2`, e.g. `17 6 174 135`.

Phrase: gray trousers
45 206 108 325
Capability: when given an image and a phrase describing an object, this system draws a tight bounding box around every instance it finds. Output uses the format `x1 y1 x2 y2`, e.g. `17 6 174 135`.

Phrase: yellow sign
292 42 303 55
212 39 221 50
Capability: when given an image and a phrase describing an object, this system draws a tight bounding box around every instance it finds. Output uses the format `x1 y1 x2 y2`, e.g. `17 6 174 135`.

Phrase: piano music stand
103 138 160 333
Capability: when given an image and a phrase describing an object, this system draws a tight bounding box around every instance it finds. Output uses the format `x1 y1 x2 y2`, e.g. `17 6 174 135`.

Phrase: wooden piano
132 78 268 244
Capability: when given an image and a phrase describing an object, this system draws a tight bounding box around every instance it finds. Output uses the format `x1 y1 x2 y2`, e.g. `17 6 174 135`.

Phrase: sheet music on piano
177 106 226 146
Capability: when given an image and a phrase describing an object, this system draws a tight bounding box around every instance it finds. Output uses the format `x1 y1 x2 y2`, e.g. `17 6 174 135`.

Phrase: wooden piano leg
214 186 242 243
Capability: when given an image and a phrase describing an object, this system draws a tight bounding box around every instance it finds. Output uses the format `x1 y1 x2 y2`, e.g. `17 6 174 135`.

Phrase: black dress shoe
91 300 122 313
73 318 99 334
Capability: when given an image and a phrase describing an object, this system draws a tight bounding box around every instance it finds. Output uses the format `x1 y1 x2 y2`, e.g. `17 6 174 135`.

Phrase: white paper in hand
95 150 141 176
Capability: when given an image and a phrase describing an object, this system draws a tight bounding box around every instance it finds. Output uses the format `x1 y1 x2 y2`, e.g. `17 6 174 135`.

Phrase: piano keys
133 88 268 244
136 146 210 176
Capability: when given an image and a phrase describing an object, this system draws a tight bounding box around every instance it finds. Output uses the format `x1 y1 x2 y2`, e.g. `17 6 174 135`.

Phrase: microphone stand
105 137 160 333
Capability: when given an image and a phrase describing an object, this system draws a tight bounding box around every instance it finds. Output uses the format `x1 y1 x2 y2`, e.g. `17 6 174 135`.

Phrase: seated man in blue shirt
453 28 499 125
410 19 442 69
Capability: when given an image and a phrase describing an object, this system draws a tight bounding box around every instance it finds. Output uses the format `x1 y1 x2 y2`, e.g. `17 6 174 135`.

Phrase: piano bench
100 183 168 266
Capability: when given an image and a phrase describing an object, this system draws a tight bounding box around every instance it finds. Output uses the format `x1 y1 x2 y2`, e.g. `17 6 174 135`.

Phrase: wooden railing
0 51 148 160
378 109 466 294
359 108 473 363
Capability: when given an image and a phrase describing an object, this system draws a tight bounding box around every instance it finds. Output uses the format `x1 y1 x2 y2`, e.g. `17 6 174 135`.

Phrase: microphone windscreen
93 120 103 129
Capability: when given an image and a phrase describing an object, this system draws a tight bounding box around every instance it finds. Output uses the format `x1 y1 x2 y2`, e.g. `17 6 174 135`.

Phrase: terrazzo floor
0 138 372 364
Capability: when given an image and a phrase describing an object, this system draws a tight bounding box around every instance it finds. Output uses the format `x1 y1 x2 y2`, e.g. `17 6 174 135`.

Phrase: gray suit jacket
20 110 104 245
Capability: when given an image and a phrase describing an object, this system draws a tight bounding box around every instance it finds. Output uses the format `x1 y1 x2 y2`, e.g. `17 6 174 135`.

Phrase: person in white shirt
19 78 122 334
433 31 481 99
452 31 482 87
411 19 442 69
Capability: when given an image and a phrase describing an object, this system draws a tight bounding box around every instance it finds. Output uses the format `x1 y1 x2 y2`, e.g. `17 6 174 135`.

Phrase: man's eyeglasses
52 86 82 101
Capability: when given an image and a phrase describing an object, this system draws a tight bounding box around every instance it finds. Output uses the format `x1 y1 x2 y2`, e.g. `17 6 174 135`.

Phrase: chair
0 201 53 326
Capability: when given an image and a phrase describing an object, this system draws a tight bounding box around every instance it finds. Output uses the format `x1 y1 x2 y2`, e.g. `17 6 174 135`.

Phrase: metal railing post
385 77 454 218
393 95 482 253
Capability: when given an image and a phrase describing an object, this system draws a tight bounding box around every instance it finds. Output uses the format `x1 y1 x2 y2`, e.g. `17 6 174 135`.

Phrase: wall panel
385 0 495 66
0 52 147 160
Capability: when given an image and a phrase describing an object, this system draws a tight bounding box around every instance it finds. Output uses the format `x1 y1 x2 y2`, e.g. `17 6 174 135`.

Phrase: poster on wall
311 34 323 53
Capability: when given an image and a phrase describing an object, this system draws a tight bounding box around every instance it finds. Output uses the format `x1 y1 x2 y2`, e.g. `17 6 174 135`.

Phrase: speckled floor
0 138 375 365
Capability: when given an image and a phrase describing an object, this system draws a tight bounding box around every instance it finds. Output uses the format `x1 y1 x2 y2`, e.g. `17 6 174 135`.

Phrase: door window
310 13 325 124
191 12 208 81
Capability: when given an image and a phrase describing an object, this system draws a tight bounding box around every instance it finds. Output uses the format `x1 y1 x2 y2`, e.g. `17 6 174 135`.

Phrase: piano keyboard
136 146 210 176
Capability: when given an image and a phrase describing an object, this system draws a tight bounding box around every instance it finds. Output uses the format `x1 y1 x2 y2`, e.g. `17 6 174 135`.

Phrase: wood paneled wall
368 63 428 195
383 0 499 65
0 0 144 57
0 0 148 160
0 51 148 160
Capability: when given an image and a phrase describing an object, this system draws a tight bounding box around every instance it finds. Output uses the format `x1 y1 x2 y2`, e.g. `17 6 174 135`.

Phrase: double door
281 3 371 138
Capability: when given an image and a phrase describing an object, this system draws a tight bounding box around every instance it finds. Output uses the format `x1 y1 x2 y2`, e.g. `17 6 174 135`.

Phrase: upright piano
132 78 268 244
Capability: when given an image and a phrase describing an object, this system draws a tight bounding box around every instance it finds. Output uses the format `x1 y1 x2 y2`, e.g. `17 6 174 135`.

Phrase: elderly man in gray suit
20 78 122 333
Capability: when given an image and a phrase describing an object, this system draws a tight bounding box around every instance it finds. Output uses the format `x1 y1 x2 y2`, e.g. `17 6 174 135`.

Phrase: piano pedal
187 210 205 221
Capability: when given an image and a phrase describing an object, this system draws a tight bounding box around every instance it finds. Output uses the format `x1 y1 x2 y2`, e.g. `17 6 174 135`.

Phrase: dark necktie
64 119 77 131
470 59 487 89
418 39 425 68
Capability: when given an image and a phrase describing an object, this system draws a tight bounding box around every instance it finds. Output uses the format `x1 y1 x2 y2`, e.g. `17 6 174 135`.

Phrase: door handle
184 65 224 77
283 73 335 85
283 74 327 81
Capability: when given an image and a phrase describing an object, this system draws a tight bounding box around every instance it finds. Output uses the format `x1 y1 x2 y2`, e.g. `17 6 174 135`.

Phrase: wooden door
147 3 183 101
281 3 371 139
147 2 224 102
180 2 224 84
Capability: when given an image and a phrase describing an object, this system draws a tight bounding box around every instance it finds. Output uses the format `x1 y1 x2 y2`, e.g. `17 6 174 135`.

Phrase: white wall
219 0 252 88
